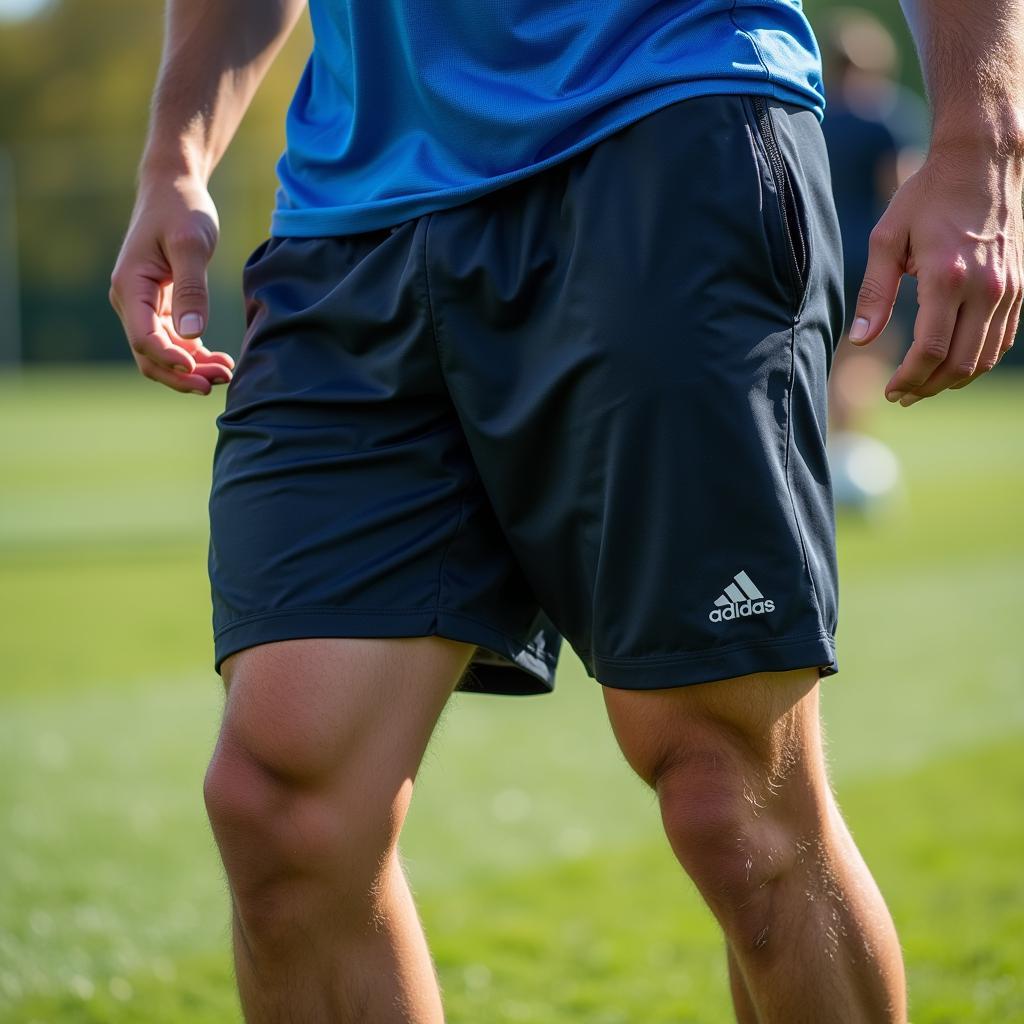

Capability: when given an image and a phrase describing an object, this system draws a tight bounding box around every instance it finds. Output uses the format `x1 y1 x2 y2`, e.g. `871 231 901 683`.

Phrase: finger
1001 291 1022 358
111 265 197 372
123 297 197 373
849 220 907 345
164 225 214 339
134 354 213 394
171 336 235 370
951 288 1016 389
195 345 235 370
191 362 232 385
912 301 994 398
158 327 236 371
884 282 960 402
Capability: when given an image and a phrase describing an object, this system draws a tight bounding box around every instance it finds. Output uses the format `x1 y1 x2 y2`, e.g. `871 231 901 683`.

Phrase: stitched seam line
592 631 835 667
215 607 443 635
434 490 467 620
754 98 805 319
729 1 771 83
214 605 558 666
420 211 471 621
440 609 558 666
784 319 826 630
741 96 806 323
422 213 443 360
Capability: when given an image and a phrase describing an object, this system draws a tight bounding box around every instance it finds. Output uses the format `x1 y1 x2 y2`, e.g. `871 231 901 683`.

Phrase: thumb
849 220 907 345
165 227 214 340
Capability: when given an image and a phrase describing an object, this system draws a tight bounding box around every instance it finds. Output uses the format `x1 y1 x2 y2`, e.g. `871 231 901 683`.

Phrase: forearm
141 0 307 184
900 0 1024 160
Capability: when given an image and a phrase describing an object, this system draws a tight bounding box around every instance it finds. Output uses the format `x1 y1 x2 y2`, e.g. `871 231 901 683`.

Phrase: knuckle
868 223 900 255
922 260 968 294
953 359 979 379
108 270 128 304
172 278 208 303
916 336 950 363
940 260 969 290
929 260 966 292
977 269 1005 304
165 226 214 257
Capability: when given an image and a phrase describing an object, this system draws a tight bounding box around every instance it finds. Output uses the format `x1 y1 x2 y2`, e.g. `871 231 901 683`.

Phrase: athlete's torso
271 0 825 236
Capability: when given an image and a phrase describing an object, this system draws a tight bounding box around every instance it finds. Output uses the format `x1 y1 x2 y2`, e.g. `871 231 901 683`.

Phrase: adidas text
709 599 775 622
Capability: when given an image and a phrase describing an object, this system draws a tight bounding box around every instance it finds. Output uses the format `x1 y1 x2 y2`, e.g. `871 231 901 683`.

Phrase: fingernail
191 389 206 396
886 390 905 403
179 313 204 336
173 364 188 372
849 317 870 342
900 394 922 407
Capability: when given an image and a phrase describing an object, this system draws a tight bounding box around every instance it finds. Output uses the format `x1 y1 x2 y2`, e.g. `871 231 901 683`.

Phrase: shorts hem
591 632 838 689
212 607 558 697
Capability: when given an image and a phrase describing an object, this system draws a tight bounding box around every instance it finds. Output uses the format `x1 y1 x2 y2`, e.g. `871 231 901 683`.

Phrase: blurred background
1 1 1022 1022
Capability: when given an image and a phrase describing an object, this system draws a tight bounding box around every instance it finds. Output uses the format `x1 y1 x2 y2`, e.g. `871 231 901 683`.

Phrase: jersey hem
269 78 823 238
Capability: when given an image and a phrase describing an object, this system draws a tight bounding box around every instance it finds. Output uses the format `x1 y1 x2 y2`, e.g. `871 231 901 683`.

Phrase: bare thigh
206 636 477 900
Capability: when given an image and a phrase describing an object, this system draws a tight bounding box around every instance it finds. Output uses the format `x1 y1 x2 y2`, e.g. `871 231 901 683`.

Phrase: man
109 1 1023 1021
821 8 930 510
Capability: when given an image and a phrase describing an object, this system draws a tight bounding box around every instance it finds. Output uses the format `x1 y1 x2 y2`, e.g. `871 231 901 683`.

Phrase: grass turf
1 367 1022 1022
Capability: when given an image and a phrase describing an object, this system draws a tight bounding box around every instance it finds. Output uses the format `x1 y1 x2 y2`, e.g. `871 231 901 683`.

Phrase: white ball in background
827 431 902 514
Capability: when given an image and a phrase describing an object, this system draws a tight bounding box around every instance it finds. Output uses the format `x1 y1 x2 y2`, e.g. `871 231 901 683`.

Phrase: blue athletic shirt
270 1 825 237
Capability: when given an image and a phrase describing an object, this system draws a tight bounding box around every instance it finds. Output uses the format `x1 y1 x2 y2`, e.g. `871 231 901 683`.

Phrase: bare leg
829 329 901 434
727 944 759 1023
604 669 907 1024
204 636 475 1023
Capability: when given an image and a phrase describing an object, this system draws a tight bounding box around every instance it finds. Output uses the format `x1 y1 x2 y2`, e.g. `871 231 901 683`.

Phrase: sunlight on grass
1 368 1022 1021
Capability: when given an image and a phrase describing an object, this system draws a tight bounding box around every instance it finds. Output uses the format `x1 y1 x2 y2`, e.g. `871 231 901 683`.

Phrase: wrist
138 137 212 189
930 102 1024 164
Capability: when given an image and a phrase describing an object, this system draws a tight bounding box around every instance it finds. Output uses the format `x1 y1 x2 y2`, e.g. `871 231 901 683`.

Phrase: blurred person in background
821 7 929 510
108 0 1023 1022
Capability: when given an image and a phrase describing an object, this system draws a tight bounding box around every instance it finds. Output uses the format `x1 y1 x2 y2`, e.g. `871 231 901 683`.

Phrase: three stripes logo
708 570 775 623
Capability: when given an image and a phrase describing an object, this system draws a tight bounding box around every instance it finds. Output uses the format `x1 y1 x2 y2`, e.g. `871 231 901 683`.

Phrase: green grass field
1 367 1022 1023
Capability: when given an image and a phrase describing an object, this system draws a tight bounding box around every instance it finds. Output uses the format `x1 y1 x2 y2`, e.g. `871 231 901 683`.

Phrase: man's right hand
109 174 234 395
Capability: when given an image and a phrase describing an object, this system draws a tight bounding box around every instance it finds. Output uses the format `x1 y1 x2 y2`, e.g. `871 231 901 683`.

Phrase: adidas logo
708 570 775 622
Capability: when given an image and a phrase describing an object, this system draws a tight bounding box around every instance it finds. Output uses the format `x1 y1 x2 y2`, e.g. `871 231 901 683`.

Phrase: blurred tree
0 0 312 361
2 1 1017 365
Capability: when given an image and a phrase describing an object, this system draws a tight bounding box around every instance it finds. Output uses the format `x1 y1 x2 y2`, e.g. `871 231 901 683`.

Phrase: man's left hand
848 144 1023 407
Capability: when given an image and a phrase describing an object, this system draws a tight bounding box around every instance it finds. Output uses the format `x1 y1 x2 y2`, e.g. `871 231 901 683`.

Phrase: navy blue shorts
209 93 844 696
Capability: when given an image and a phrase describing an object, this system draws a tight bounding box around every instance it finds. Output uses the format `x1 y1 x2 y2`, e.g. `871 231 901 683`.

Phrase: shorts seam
214 606 442 638
784 319 827 632
214 605 557 668
435 490 468 616
440 609 559 667
591 630 833 667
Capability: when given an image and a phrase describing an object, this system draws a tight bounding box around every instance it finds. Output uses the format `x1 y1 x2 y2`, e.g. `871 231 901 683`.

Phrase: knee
203 729 358 880
202 677 402 930
203 732 397 946
653 736 824 940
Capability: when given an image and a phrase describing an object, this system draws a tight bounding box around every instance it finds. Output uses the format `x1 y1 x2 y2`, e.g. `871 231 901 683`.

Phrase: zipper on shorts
752 95 807 300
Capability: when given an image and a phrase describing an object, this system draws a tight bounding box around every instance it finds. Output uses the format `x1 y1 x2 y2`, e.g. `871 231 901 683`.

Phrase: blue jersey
271 1 825 236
